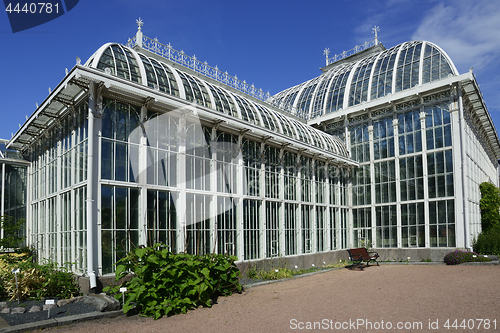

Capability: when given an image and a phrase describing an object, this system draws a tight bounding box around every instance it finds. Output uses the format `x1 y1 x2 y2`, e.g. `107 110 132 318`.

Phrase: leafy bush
479 182 500 233
473 232 500 255
443 250 492 265
0 253 80 300
104 245 241 319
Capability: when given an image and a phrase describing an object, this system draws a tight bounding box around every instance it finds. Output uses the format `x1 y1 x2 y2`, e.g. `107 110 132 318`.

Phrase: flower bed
443 250 492 265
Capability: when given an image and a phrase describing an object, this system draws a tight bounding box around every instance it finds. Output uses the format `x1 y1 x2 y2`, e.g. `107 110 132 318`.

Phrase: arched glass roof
84 43 350 158
272 41 458 119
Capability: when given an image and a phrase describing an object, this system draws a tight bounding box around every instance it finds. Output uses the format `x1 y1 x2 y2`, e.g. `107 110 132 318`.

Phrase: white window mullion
176 117 187 253
279 148 286 257
236 134 244 261
259 142 266 258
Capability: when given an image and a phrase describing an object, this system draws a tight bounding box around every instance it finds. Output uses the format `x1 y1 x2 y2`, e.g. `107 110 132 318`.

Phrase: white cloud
412 1 500 72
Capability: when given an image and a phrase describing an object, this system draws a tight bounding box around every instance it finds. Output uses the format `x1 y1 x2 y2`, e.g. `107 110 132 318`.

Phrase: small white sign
45 300 55 305
11 268 19 274
119 287 127 293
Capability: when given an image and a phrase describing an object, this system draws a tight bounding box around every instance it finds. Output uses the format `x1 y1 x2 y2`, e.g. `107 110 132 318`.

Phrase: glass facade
96 98 351 273
29 101 88 272
321 92 460 249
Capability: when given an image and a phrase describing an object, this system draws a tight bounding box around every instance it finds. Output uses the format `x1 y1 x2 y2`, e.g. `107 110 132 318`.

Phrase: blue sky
1 0 500 141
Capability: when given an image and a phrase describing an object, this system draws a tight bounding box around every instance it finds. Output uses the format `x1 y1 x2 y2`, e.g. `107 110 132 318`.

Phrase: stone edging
0 310 123 333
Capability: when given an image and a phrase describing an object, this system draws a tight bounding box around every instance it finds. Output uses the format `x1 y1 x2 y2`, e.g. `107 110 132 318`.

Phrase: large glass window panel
374 160 396 204
375 205 397 248
425 103 452 151
283 151 297 201
353 208 372 248
186 125 211 191
216 132 238 195
265 146 280 199
398 110 422 156
428 199 455 247
266 201 280 258
243 199 261 259
325 64 354 114
217 196 237 256
243 139 260 197
285 203 297 255
427 150 453 199
422 44 454 84
186 193 211 255
146 190 177 250
101 185 140 274
300 156 313 202
301 205 312 253
373 117 395 160
350 123 370 163
396 42 422 92
316 206 326 252
352 165 371 206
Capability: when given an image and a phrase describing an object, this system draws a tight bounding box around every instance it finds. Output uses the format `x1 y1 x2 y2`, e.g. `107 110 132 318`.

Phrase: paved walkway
31 264 500 332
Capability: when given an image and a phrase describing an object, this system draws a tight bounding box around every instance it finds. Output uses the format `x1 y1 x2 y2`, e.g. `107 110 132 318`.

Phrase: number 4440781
5 3 59 14
443 319 496 330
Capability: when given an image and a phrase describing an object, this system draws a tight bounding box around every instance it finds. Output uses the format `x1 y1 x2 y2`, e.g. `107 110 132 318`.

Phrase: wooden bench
347 247 379 270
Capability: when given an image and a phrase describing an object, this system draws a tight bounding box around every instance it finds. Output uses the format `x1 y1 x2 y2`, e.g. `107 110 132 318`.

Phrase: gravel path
32 264 500 332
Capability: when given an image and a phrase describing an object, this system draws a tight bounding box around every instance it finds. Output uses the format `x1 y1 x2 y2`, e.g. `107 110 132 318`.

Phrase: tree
479 182 500 233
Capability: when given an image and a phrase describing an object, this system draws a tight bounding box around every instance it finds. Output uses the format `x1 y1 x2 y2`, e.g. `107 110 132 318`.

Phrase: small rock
1 308 10 314
57 299 73 307
0 302 7 309
43 304 56 311
84 294 120 312
29 306 41 312
72 296 84 303
11 307 26 314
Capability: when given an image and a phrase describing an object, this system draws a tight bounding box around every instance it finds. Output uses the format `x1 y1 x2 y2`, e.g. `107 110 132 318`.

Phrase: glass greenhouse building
6 24 500 284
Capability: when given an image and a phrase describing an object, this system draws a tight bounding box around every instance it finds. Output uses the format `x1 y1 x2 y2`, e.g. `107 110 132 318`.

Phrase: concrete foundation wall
236 248 457 278
372 248 457 262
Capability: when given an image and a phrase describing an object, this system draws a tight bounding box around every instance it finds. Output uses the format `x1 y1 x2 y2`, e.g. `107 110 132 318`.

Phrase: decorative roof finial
136 17 144 31
135 18 144 48
323 48 330 66
372 26 380 45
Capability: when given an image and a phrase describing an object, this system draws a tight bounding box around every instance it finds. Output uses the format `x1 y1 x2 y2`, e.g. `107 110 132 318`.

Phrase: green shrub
473 232 500 255
0 253 80 300
104 245 241 319
479 182 500 233
443 250 491 265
